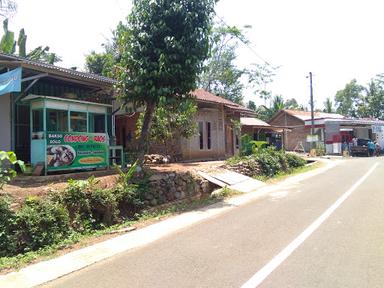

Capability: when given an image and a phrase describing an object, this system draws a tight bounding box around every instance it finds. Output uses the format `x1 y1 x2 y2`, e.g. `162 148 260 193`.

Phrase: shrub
89 188 119 227
16 197 71 253
285 153 307 168
253 148 282 177
114 162 145 217
57 178 95 231
0 197 17 257
0 151 24 190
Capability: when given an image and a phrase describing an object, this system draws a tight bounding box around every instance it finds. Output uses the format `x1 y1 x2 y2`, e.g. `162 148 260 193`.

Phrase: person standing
368 140 375 157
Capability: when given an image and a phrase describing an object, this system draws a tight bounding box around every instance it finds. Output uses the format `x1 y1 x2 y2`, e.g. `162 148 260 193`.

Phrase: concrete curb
0 159 339 288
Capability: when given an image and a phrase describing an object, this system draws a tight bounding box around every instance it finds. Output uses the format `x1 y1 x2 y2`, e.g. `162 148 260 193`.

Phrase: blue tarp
0 67 22 96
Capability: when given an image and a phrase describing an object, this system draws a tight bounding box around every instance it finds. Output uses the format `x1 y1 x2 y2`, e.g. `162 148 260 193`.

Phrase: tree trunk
137 101 156 163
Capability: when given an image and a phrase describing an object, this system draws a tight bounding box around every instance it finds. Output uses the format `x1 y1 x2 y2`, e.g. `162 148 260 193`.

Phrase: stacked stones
144 154 172 164
144 171 214 206
224 159 261 178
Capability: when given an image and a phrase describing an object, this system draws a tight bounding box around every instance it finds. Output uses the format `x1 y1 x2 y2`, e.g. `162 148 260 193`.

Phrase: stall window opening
89 113 105 133
32 109 43 132
47 109 68 132
70 111 87 132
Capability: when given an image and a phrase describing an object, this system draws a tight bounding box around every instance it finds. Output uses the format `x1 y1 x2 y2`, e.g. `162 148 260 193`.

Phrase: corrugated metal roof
324 118 384 125
284 109 344 121
240 117 271 127
0 52 116 85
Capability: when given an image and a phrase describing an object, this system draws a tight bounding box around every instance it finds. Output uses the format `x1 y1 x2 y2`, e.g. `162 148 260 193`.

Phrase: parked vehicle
350 138 370 156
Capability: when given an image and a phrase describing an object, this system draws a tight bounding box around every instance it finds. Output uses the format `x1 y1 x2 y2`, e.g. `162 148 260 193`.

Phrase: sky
7 0 384 109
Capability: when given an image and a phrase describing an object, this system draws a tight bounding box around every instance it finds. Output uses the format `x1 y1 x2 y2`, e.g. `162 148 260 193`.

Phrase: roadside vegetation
0 164 235 272
225 136 307 180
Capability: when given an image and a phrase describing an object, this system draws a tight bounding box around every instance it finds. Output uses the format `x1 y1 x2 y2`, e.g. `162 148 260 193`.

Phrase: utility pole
309 72 315 149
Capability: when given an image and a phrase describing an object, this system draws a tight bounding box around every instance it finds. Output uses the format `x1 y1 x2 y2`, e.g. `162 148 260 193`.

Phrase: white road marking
241 162 379 288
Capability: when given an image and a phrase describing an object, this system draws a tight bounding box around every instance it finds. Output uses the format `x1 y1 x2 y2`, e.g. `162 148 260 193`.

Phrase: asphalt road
42 157 384 288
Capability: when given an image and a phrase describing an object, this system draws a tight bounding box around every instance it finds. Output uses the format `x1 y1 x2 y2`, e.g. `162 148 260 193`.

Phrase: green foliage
15 197 71 253
0 160 148 258
0 19 61 64
137 95 198 145
17 28 26 57
0 150 24 190
323 97 334 113
227 147 306 178
0 197 17 257
115 0 215 154
240 134 254 156
247 63 278 104
285 153 307 168
199 24 246 104
254 147 285 177
0 18 14 54
85 51 115 77
247 100 256 111
57 177 95 231
114 161 145 216
335 79 364 117
116 0 215 106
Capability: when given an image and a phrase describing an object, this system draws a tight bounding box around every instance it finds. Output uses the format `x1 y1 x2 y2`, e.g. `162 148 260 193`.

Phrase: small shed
23 95 111 173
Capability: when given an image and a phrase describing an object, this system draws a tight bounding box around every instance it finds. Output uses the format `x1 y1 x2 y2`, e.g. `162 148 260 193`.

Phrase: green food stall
24 95 112 174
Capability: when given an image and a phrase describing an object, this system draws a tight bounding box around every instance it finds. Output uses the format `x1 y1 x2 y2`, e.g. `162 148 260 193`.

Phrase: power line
215 14 272 66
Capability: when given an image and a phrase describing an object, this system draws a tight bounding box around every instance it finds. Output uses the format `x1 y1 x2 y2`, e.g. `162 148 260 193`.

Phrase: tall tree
199 24 246 104
247 100 256 111
85 31 118 76
334 79 364 117
323 97 334 113
247 63 277 106
364 76 384 119
0 0 16 19
115 0 215 158
285 98 300 110
256 94 285 121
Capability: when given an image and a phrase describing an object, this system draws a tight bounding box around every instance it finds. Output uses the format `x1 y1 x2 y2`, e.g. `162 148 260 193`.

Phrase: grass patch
266 161 323 184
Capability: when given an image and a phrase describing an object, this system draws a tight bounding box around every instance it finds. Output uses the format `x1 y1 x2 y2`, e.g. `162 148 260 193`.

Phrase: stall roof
23 94 112 107
241 117 271 127
0 52 116 87
241 117 283 132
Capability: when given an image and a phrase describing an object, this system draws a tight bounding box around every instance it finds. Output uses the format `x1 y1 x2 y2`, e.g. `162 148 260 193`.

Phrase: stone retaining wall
143 171 216 206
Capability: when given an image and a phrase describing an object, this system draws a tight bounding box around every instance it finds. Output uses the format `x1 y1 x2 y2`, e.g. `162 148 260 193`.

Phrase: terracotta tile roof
191 89 253 113
283 109 345 121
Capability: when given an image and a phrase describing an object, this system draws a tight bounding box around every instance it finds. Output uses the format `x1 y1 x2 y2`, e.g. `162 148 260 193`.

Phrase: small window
70 111 87 132
47 109 68 132
32 109 43 132
206 122 211 150
89 113 105 133
199 122 204 150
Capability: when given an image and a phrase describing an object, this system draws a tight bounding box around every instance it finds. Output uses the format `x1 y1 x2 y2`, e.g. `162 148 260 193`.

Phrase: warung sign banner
46 132 108 171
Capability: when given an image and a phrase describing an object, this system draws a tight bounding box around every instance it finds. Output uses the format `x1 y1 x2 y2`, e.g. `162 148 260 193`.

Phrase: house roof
270 109 344 123
0 52 116 86
284 109 344 121
240 117 271 127
192 89 253 114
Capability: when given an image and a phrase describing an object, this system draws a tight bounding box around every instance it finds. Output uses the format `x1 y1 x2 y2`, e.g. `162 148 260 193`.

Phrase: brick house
115 89 254 161
268 109 344 151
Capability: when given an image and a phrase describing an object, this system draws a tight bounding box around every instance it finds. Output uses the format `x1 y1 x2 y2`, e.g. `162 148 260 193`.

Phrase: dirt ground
2 161 224 202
